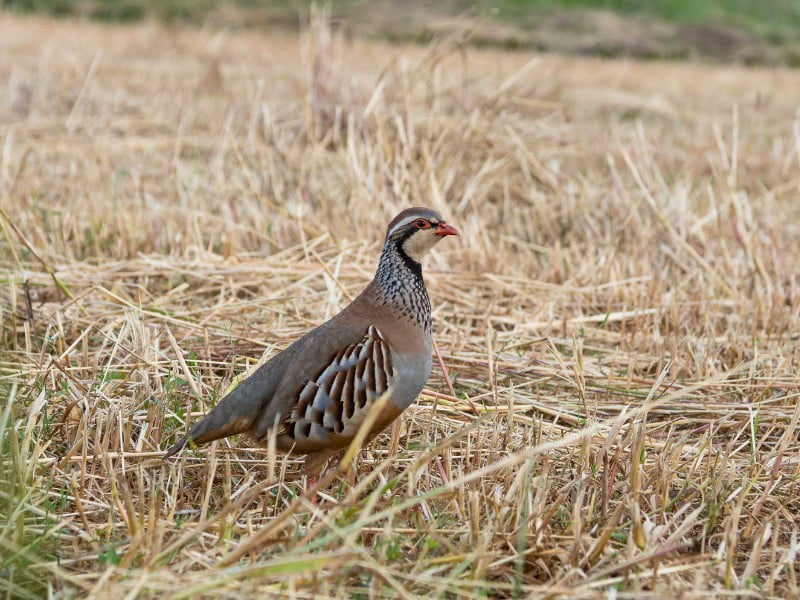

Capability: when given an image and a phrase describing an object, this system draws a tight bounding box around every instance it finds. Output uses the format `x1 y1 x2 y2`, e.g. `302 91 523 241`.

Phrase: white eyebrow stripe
387 215 436 238
387 216 418 237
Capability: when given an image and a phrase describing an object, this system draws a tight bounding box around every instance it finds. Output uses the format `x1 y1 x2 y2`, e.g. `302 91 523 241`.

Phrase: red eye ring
414 219 430 229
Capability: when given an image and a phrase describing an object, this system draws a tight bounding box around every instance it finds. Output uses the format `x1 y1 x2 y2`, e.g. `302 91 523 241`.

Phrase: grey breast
386 338 432 411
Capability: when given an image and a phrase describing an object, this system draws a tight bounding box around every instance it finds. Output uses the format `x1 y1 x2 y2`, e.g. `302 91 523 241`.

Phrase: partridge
164 207 458 472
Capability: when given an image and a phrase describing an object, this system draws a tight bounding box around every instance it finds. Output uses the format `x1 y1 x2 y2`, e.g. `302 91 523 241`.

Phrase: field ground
2 12 800 599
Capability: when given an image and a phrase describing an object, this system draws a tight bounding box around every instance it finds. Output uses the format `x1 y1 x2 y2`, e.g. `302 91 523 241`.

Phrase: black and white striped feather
282 326 394 445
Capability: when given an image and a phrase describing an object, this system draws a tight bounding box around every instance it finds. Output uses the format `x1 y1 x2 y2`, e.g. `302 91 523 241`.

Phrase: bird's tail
163 401 256 458
163 363 277 459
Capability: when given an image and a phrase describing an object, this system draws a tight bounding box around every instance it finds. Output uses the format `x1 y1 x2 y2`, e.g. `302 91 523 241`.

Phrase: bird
164 206 458 474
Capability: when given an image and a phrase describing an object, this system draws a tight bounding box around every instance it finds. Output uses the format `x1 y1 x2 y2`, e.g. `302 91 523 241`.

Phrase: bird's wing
255 324 397 449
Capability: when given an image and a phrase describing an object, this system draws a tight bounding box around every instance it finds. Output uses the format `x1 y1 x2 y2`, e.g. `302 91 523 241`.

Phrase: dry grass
2 9 800 598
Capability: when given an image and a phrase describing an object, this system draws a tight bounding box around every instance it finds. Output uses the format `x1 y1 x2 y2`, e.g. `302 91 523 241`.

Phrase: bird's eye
414 219 430 229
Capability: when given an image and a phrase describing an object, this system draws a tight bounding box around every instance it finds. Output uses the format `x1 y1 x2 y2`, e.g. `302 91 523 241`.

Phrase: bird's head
384 207 459 264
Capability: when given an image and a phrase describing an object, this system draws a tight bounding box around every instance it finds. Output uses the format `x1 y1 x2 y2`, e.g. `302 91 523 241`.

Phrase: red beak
435 223 459 237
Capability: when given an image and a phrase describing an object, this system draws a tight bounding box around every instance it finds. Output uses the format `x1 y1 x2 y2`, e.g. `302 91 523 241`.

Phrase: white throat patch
401 230 439 263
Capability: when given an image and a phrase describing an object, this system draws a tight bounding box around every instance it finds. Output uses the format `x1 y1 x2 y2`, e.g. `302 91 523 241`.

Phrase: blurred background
3 0 800 66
